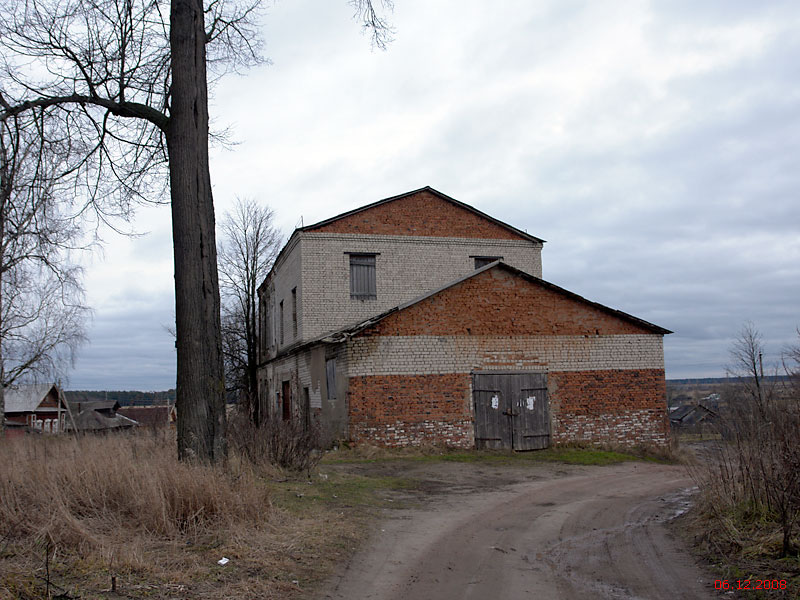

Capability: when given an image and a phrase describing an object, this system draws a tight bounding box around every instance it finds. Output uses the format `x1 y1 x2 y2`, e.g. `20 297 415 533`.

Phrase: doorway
473 372 550 450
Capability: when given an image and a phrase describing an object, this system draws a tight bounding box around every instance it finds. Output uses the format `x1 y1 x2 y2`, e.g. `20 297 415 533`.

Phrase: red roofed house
256 187 671 449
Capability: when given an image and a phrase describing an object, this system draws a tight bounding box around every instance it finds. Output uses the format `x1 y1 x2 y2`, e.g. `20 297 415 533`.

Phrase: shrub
691 324 800 560
228 412 322 473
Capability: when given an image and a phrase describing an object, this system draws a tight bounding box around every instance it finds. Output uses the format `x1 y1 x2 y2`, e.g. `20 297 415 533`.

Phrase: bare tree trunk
168 0 227 462
1 135 7 436
245 292 259 424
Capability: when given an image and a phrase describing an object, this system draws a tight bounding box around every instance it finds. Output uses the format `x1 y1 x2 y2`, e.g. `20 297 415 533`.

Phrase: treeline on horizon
65 390 176 407
668 375 790 385
65 377 793 406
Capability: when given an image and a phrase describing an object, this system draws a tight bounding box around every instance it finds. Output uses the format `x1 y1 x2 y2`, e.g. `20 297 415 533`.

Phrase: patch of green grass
323 445 669 467
526 447 646 465
267 472 417 513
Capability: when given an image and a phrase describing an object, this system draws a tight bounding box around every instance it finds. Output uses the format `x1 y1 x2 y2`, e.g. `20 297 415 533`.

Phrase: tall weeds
692 325 800 561
0 431 271 554
228 411 322 474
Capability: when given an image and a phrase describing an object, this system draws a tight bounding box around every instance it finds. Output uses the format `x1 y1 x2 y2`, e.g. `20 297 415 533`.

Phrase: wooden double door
473 372 550 450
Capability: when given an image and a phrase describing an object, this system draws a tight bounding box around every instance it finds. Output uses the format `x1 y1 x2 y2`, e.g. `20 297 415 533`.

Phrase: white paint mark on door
527 396 536 411
491 395 499 410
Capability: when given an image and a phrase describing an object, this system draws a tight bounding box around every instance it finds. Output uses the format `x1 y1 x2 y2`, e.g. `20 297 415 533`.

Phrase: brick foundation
552 410 668 446
549 369 669 446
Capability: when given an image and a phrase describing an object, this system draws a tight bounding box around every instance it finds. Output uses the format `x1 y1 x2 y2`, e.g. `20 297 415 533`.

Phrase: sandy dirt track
318 462 719 600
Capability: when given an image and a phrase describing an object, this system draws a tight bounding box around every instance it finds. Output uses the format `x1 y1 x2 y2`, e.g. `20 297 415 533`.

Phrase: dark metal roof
265 260 671 362
65 399 120 413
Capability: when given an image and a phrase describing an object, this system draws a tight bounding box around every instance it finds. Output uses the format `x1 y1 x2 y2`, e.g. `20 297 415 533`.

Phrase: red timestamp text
714 579 787 591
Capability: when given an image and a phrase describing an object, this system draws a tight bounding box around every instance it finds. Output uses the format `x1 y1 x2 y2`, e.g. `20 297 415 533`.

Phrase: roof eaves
261 260 671 364
493 262 673 335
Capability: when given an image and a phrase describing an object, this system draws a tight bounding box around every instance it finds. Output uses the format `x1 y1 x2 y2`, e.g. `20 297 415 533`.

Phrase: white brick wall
347 334 664 376
259 342 350 440
265 235 303 355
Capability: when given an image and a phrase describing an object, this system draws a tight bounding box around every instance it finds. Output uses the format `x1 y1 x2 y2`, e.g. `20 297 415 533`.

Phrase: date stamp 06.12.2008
714 579 788 592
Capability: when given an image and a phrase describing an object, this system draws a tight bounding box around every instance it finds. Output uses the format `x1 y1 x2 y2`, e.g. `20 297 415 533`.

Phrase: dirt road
318 461 718 600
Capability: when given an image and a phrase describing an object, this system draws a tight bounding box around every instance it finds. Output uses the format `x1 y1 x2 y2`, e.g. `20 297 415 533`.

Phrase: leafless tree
0 114 90 431
0 0 393 460
710 323 800 558
784 328 800 396
218 198 280 425
2 264 88 387
727 321 770 415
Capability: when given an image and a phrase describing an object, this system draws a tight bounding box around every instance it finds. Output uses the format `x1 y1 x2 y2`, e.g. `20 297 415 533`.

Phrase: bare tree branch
349 0 395 50
217 197 281 425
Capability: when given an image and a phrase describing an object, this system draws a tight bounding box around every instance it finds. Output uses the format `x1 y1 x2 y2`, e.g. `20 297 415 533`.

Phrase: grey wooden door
473 373 550 450
473 375 510 449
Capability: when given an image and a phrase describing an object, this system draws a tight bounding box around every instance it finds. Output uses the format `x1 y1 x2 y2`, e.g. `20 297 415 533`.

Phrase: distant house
668 393 692 410
117 404 176 429
64 399 138 432
3 383 70 436
669 402 718 429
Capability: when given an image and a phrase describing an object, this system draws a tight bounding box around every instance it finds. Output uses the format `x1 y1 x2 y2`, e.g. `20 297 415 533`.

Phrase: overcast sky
69 0 800 390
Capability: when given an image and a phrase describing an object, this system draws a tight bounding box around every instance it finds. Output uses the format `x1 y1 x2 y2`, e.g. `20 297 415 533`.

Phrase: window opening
349 254 377 299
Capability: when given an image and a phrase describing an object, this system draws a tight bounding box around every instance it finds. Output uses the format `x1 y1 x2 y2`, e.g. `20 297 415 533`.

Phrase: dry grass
685 358 800 598
0 431 373 599
1 431 270 544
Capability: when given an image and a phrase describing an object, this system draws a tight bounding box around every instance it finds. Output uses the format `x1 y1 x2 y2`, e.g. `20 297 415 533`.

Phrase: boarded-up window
349 254 376 299
291 287 297 338
279 300 284 345
303 387 311 431
473 256 503 269
282 380 291 421
326 359 336 400
260 297 270 356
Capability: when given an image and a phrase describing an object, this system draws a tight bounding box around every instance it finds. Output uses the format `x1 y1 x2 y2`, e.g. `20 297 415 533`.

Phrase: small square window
474 256 502 269
350 254 376 299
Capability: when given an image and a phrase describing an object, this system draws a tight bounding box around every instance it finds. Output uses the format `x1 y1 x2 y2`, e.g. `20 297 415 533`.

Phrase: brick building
256 187 671 449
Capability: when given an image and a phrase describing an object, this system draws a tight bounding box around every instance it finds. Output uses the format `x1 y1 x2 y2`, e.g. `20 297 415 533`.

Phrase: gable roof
365 261 672 336
64 399 121 413
4 383 61 413
260 187 544 292
71 409 138 431
117 405 175 427
302 186 545 243
271 261 671 359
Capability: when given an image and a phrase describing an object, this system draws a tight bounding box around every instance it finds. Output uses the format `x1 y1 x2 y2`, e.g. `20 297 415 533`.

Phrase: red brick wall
348 374 474 447
549 369 667 413
309 190 526 240
549 369 670 446
361 267 654 337
346 368 669 448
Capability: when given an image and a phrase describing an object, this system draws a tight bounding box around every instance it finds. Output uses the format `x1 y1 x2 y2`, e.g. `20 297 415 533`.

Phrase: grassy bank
0 434 673 599
0 433 401 599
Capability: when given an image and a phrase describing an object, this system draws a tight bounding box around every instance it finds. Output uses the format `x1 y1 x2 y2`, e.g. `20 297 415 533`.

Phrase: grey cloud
69 294 175 391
